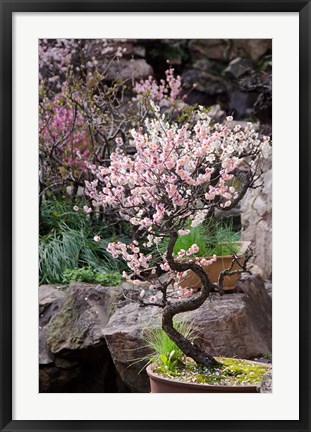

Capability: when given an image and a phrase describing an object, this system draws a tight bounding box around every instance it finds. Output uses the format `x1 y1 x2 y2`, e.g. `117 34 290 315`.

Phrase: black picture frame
0 1 310 431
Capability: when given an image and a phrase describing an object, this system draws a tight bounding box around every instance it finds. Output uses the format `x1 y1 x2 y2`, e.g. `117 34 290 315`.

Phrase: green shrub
63 266 122 286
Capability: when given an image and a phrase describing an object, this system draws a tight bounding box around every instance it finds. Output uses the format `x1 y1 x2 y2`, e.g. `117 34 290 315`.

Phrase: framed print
0 1 310 432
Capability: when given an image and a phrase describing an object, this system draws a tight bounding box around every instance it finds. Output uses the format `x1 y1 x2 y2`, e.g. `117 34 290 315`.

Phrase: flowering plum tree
86 104 270 366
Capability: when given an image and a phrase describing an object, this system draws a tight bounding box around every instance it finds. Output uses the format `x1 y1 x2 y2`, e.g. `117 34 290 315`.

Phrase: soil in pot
147 356 270 393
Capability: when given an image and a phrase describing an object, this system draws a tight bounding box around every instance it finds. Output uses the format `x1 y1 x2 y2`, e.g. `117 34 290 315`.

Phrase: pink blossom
178 229 190 236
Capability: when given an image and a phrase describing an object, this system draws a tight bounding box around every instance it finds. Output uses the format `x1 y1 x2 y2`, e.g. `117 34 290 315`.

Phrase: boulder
241 159 272 280
104 274 272 392
189 39 228 61
44 282 124 355
40 281 144 392
259 368 272 392
39 284 65 326
104 304 162 392
182 69 226 95
230 39 271 62
224 57 253 79
188 39 271 63
100 58 153 81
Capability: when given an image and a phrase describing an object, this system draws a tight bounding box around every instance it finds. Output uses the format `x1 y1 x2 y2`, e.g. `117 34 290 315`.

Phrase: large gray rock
101 58 153 81
188 39 271 63
40 281 144 392
104 304 162 392
190 274 272 358
104 274 272 392
259 368 272 392
39 284 66 326
241 157 272 280
44 282 124 355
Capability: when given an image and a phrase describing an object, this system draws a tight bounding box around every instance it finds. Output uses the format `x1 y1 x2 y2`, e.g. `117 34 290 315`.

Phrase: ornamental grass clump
85 103 271 368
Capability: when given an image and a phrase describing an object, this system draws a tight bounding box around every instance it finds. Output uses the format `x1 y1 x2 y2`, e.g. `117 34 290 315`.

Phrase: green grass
39 198 129 285
139 321 199 373
160 219 241 258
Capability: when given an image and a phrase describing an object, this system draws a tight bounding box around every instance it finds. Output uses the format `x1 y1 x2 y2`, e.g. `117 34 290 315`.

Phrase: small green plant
161 219 241 258
263 351 272 360
140 321 199 374
63 266 122 286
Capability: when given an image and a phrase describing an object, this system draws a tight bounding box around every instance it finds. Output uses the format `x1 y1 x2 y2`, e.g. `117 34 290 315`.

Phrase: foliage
165 219 241 258
63 266 122 285
39 198 128 284
140 321 198 373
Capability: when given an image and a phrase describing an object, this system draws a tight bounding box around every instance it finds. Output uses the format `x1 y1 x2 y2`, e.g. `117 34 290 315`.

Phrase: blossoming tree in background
86 104 270 366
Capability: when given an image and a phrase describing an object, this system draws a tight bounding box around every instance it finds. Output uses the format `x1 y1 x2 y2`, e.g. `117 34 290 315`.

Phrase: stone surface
39 284 65 321
230 39 271 62
44 282 123 355
104 304 162 392
241 157 272 280
189 39 228 61
102 59 153 81
39 281 145 392
259 368 272 392
224 57 253 79
104 274 272 392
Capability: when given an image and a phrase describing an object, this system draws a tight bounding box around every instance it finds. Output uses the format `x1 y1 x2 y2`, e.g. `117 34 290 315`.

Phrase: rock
182 69 226 95
101 58 153 81
39 284 65 313
259 368 272 392
207 104 226 123
40 281 138 392
39 284 66 326
188 39 271 63
189 39 228 61
224 57 253 79
229 90 259 118
265 281 272 298
230 39 271 62
104 304 162 392
104 274 271 392
241 161 272 280
186 274 272 359
39 327 54 365
44 282 123 355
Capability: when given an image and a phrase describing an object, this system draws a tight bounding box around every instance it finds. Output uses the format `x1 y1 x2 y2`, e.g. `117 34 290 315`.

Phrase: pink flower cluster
134 67 182 107
107 241 152 274
177 244 200 257
40 89 91 173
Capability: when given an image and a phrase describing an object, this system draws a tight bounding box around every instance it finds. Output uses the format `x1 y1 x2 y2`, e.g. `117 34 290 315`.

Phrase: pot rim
146 359 270 391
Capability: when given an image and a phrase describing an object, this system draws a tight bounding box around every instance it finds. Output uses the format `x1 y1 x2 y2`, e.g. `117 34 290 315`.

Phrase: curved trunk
162 232 220 367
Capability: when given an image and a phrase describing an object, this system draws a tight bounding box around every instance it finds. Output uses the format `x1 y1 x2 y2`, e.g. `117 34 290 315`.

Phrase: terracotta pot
146 362 267 393
178 241 251 291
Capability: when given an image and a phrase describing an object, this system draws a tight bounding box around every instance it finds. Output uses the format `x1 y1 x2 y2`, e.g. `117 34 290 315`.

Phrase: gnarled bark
163 232 220 367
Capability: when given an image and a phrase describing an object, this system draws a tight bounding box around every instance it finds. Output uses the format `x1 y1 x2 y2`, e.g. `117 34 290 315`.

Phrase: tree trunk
162 232 220 367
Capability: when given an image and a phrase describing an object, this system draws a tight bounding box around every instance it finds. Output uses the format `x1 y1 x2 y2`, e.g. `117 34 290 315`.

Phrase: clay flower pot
146 360 269 393
178 241 251 291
